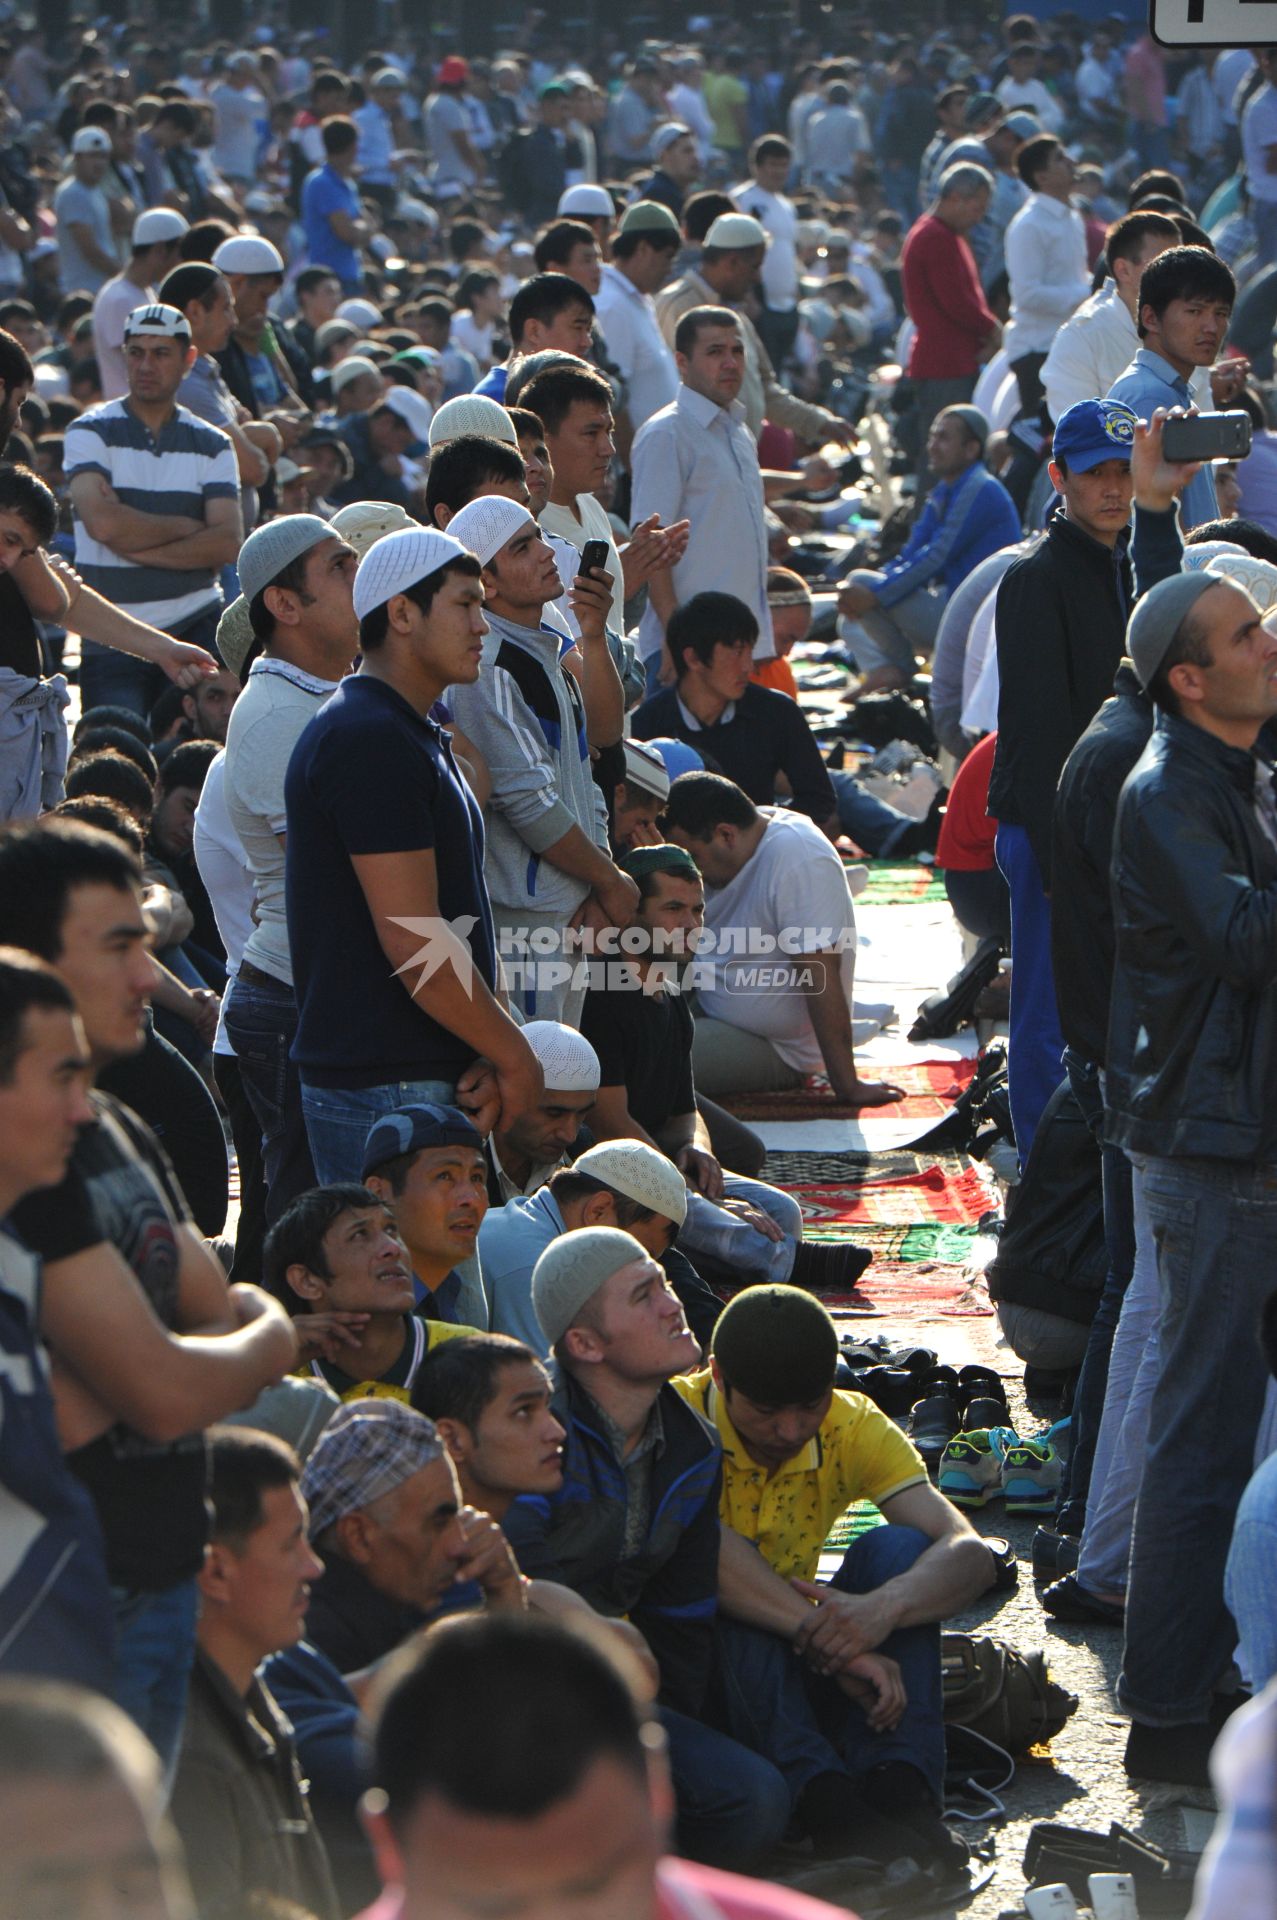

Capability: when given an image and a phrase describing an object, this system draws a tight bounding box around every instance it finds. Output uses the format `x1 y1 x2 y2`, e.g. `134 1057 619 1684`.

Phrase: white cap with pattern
352 526 471 621
571 1140 688 1226
447 496 536 567
520 1021 602 1092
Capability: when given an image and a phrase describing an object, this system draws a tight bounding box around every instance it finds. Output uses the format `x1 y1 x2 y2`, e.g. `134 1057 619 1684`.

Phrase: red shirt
358 1860 857 1920
901 213 998 380
935 729 999 872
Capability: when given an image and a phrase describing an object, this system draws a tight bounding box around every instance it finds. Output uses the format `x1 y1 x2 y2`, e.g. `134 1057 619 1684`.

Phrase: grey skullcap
938 403 989 452
532 1226 652 1347
1126 570 1228 691
237 514 335 606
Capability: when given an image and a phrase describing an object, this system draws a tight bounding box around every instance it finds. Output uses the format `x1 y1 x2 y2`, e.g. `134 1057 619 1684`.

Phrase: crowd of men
1 8 1277 1920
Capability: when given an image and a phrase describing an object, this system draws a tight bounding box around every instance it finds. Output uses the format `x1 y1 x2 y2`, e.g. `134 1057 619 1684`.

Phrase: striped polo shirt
64 398 239 633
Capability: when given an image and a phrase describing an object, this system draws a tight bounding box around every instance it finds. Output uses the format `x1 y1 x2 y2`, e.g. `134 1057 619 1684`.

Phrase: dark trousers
914 374 976 494
995 821 1064 1165
1011 351 1047 417
222 971 316 1233
1055 1050 1137 1534
944 866 1011 944
756 305 800 375
213 1050 270 1286
662 1707 790 1868
711 1526 947 1805
697 1096 766 1180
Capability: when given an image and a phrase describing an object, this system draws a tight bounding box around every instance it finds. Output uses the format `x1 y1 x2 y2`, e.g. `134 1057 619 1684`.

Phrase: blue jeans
829 770 920 856
78 641 168 719
1118 1154 1277 1726
301 1076 457 1185
1056 1051 1136 1535
995 822 1064 1165
223 974 316 1224
662 1706 790 1869
680 1175 804 1286
111 1577 200 1793
713 1526 946 1804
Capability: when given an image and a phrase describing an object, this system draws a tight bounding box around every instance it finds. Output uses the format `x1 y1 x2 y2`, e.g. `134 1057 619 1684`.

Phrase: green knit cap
712 1284 839 1405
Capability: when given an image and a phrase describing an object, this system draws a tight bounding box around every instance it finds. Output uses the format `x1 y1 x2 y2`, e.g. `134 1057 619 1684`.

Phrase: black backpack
986 1077 1107 1329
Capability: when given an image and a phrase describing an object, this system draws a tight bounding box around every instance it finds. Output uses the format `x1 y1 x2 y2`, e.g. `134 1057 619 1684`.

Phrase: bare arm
565 569 624 747
69 472 204 553
591 1080 662 1147
798 948 904 1108
48 555 217 686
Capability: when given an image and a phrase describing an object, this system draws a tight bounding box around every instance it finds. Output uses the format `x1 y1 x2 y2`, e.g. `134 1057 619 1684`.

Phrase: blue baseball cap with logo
1052 398 1138 474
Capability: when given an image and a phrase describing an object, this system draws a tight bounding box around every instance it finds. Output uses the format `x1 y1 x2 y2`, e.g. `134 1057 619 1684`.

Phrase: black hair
612 225 679 263
1186 517 1277 563
312 69 349 98
295 266 341 302
1104 208 1182 269
412 1332 541 1431
533 220 598 272
157 261 223 313
179 219 237 264
1262 1288 1277 1383
546 1164 659 1230
372 1613 648 1831
0 326 34 398
449 219 491 263
358 554 482 653
156 737 217 798
660 769 758 839
520 362 613 437
206 1425 300 1550
506 406 546 442
74 704 153 746
751 135 791 167
424 434 526 522
1127 167 1186 209
0 818 142 961
52 795 145 857
0 463 54 543
1015 132 1062 189
153 99 197 135
673 304 741 359
1136 245 1234 340
0 946 75 1085
508 272 593 348
1146 599 1214 715
247 546 317 647
69 727 158 783
457 268 501 311
666 591 758 678
263 1182 386 1303
683 190 736 244
1173 216 1214 253
62 751 153 821
321 114 358 157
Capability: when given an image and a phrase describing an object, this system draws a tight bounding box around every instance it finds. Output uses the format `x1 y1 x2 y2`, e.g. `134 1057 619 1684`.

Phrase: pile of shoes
907 1364 1011 1467
838 1338 939 1417
939 1426 1066 1518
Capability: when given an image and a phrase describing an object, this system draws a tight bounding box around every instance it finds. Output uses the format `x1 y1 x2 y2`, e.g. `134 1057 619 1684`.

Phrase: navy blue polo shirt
284 674 496 1088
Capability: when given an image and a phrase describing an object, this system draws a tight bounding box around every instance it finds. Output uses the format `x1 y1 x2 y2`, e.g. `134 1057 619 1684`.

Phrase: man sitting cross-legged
479 1139 721 1355
580 843 869 1294
679 1285 997 1869
359 1103 491 1331
663 773 902 1108
504 1225 791 1869
265 1184 479 1406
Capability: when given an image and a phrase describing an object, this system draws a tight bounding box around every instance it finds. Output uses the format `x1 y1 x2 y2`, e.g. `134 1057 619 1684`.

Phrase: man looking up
360 1103 491 1329
445 495 635 1026
169 1428 338 1920
506 1226 791 1868
988 398 1136 1163
221 518 360 1222
1108 243 1236 531
65 302 243 669
284 528 542 1184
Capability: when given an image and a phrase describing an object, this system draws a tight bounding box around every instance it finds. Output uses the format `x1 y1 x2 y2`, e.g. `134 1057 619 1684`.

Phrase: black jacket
1106 711 1277 1161
1050 664 1153 1064
633 683 836 824
988 510 1132 883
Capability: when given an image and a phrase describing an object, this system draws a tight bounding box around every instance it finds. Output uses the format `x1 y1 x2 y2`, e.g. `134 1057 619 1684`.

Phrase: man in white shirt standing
209 52 266 190
735 135 800 373
995 42 1063 135
92 208 188 402
1243 48 1277 268
1042 207 1200 424
1003 135 1090 419
593 201 680 437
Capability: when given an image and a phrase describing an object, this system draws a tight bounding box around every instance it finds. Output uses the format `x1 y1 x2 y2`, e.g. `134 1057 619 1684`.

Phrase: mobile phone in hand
1161 411 1252 462
579 539 611 577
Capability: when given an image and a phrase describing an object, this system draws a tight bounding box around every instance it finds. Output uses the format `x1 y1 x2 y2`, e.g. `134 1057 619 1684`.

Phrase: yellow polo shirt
673 1369 928 1583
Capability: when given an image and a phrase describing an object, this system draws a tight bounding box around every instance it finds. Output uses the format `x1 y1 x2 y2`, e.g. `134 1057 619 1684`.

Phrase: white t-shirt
93 272 154 402
540 491 626 632
427 90 477 189
732 182 799 311
1244 82 1277 204
192 750 254 1058
696 809 855 1074
450 310 498 369
210 81 266 180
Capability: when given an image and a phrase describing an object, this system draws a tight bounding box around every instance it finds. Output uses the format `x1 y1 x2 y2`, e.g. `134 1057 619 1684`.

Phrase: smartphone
579 539 611 578
1161 411 1252 462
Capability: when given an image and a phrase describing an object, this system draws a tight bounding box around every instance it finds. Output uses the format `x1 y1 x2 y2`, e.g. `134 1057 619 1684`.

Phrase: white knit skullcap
447 496 536 567
352 526 471 621
520 1021 601 1092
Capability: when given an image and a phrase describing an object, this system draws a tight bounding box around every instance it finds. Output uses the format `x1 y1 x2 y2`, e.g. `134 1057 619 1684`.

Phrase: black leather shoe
1042 1573 1124 1625
1032 1528 1080 1581
909 1392 962 1466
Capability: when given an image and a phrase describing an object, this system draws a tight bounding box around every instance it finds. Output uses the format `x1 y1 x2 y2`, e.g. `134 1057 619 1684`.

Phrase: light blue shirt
352 100 395 186
631 383 773 664
475 1187 566 1355
1107 347 1219 533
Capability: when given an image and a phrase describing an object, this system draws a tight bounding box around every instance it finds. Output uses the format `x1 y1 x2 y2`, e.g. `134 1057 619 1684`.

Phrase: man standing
1042 208 1185 424
170 1428 338 1920
354 67 411 210
1243 48 1277 267
734 136 801 373
284 527 541 1183
836 406 1020 696
639 124 701 218
211 233 310 433
92 209 187 402
901 164 1001 489
161 261 278 520
222 516 359 1221
1104 567 1277 1785
301 118 372 295
1002 135 1090 419
663 772 901 1111
444 495 633 1026
631 307 773 687
594 201 681 435
987 397 1136 1164
209 51 267 188
54 127 119 297
1108 244 1235 532
64 302 242 673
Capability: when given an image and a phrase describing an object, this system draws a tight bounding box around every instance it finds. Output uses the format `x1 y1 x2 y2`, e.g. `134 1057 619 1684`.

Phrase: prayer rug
718 1057 977 1123
792 1162 993 1233
853 861 948 907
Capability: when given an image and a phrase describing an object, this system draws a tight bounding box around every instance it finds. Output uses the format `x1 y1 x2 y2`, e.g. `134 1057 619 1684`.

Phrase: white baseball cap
352 526 471 621
71 126 112 155
212 234 285 277
122 302 191 341
381 385 433 452
331 354 383 394
132 208 189 248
